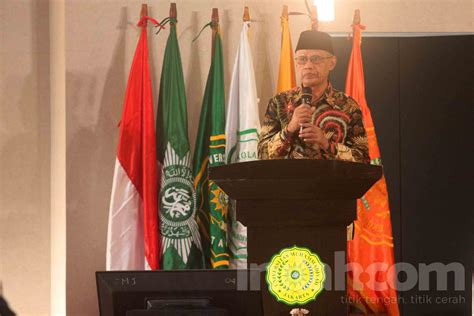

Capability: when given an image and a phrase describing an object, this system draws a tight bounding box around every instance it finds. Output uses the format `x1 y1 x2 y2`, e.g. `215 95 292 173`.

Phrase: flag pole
282 5 289 19
243 6 250 22
170 2 177 19
290 1 318 28
353 9 361 25
211 8 219 56
310 5 318 31
140 3 148 20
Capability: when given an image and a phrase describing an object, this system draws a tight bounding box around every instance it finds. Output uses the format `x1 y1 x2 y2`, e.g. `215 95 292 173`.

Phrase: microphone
301 86 312 106
299 87 312 133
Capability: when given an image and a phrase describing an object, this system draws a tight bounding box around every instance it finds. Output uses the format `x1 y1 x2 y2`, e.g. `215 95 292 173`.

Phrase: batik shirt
258 83 370 164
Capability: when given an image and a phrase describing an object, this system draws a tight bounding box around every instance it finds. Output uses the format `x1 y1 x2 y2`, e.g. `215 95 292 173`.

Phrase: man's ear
328 56 337 71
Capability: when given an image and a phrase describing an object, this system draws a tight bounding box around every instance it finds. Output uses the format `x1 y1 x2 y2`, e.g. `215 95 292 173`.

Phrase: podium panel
210 160 382 316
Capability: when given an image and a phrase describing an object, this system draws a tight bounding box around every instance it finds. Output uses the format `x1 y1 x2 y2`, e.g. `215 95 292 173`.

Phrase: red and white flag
106 17 160 270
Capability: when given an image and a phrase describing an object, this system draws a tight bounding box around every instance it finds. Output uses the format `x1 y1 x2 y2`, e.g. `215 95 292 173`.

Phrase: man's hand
299 123 329 150
287 104 315 133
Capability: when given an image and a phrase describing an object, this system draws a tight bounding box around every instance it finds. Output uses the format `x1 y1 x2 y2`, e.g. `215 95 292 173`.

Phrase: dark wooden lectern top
209 159 382 200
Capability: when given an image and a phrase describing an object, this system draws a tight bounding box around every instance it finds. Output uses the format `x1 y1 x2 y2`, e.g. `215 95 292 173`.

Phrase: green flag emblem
193 28 230 269
157 18 204 269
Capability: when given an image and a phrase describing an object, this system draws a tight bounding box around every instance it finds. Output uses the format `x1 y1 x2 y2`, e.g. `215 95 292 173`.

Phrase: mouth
303 73 318 79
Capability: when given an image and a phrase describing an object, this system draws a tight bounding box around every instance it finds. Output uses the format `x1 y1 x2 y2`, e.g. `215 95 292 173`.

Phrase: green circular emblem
266 246 326 306
160 174 196 239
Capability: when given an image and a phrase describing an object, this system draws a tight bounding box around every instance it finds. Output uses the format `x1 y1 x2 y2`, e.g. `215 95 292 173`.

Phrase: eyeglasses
294 55 333 65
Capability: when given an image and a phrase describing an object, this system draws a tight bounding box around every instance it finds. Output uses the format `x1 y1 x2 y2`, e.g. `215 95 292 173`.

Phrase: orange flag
345 22 400 315
276 6 296 93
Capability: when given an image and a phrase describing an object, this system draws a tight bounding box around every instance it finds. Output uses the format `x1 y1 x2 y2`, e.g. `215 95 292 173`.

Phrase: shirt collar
292 82 335 107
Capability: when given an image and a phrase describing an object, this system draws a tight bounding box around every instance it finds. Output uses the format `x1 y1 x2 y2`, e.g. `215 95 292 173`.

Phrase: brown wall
0 0 472 315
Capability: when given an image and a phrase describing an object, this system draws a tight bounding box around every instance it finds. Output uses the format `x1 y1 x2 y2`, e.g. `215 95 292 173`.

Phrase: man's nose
303 61 314 69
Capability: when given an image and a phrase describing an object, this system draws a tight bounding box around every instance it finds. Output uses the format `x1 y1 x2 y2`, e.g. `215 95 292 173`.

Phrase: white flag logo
225 21 261 269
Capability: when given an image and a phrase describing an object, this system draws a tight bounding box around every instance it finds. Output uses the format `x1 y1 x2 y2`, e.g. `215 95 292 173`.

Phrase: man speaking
258 30 369 164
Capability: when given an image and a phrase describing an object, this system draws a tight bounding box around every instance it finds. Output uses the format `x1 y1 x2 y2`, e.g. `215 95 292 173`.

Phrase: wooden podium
210 160 382 316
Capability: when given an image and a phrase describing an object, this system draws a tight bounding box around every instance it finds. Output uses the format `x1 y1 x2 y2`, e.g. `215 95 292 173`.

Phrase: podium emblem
266 246 325 305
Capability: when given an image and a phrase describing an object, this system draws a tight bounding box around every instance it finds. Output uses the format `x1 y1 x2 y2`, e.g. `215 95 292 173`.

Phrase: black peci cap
295 30 334 55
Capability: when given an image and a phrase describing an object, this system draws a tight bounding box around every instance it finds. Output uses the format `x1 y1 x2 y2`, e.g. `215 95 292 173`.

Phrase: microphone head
301 86 312 105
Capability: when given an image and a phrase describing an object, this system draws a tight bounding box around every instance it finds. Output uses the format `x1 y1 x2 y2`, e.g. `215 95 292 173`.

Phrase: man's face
295 49 336 88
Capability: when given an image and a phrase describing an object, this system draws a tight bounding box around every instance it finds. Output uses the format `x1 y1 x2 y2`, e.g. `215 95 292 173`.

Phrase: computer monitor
96 269 263 316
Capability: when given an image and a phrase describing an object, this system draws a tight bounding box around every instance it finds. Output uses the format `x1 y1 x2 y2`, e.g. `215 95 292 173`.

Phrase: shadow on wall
252 8 276 121
185 11 204 152
65 6 129 316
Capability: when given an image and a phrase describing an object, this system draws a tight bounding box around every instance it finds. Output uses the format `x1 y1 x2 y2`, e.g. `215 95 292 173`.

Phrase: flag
156 17 204 269
106 17 159 270
225 21 261 269
193 27 229 269
277 12 296 93
345 23 400 316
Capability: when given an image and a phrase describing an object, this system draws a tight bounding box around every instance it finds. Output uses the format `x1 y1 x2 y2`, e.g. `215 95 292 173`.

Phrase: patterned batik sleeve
257 97 293 159
342 107 370 164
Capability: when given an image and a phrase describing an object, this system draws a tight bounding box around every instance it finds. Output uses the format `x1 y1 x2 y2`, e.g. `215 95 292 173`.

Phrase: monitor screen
96 269 262 316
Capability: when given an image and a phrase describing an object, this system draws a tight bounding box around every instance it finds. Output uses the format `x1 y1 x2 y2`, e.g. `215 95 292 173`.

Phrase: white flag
225 21 261 269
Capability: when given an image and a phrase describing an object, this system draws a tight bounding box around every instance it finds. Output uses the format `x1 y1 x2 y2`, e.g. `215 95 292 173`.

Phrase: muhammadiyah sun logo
266 246 326 306
210 184 228 217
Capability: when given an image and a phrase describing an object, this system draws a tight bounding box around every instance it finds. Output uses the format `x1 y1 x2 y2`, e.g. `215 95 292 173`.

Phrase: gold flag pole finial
211 8 219 56
304 0 318 30
211 8 219 27
140 3 147 18
353 9 361 25
170 3 177 19
243 6 250 22
282 5 289 19
140 3 148 26
310 5 318 31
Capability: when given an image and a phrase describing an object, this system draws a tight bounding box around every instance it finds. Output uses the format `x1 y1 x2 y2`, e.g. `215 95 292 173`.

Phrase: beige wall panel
0 1 50 315
329 0 472 33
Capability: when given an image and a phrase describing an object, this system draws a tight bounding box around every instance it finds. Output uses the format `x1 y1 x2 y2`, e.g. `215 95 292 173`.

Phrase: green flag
193 29 229 269
157 18 204 269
